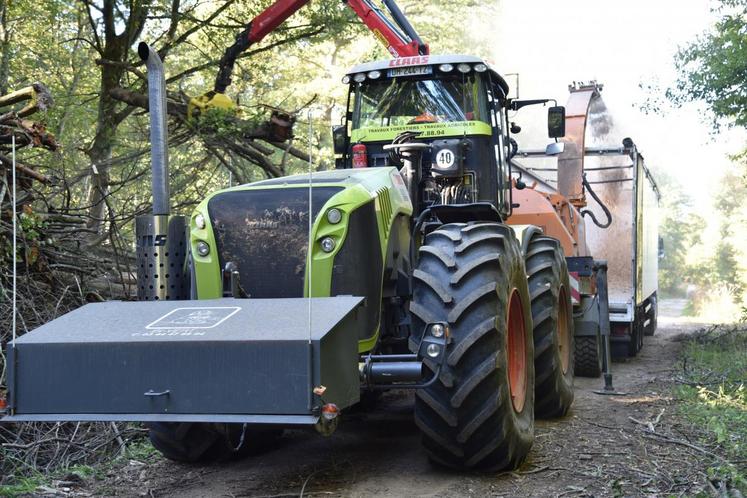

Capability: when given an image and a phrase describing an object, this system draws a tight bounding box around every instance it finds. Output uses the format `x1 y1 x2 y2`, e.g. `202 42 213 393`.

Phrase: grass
0 476 44 497
0 431 158 497
0 465 103 497
674 325 747 492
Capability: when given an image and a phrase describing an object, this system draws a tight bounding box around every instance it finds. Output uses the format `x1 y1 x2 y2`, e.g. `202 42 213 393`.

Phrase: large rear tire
147 422 280 463
409 222 534 471
525 235 574 418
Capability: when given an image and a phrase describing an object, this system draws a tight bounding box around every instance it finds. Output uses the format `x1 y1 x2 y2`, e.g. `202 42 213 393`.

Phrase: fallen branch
0 154 50 183
642 432 727 461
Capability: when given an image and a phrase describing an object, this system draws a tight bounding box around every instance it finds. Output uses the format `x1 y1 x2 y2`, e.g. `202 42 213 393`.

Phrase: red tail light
321 403 339 420
352 143 368 168
0 394 7 412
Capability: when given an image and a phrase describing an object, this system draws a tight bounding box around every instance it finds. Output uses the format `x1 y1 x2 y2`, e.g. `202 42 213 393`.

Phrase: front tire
409 222 534 471
147 422 280 463
525 235 574 418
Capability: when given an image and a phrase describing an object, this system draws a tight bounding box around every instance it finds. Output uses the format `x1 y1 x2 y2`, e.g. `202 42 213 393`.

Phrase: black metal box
3 297 362 424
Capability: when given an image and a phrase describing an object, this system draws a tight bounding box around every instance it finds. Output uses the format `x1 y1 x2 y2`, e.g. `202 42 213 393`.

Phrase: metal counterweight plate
4 297 363 421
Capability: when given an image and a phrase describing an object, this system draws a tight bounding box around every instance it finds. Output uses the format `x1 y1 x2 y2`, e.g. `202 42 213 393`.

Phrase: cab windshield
353 74 489 129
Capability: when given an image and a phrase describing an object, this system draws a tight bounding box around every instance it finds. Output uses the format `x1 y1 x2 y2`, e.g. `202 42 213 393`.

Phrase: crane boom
209 0 428 96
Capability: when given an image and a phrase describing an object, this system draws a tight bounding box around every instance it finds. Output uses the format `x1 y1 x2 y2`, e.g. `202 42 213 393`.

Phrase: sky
482 0 745 210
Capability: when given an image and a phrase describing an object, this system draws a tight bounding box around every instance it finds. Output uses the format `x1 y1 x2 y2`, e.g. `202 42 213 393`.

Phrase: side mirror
548 106 566 138
658 236 665 259
546 142 565 155
332 125 346 155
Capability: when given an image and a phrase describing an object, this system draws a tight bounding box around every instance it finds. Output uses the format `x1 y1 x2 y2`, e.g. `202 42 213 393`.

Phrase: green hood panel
188 167 412 353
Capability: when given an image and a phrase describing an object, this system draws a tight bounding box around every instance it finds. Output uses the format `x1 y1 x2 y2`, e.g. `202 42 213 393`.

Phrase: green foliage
122 439 159 462
655 171 706 297
669 0 747 127
0 475 45 497
675 328 747 492
656 167 747 316
0 0 497 242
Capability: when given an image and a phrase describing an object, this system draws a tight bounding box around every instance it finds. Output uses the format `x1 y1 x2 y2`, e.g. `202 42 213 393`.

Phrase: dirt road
99 299 715 497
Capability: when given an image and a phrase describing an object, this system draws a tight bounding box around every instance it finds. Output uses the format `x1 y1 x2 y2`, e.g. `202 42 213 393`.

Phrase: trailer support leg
594 260 617 393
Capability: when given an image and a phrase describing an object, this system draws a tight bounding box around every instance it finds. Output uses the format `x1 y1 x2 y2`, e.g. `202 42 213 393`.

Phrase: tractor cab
336 55 512 216
335 55 565 220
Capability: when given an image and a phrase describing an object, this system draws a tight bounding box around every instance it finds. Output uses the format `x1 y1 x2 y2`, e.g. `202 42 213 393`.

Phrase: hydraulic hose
580 173 612 229
388 130 422 166
214 24 253 94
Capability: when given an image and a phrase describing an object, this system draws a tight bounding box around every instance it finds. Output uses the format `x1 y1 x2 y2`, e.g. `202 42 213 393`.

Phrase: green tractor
2 50 575 471
169 54 571 468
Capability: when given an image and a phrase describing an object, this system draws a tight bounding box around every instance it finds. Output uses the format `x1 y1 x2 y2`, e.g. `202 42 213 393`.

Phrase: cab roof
345 54 509 96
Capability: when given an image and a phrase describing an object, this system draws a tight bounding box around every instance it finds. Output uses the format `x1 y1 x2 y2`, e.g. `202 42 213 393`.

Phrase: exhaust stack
138 42 170 216
135 42 187 301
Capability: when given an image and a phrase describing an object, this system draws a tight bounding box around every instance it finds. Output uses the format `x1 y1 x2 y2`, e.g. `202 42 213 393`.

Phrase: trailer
583 143 660 357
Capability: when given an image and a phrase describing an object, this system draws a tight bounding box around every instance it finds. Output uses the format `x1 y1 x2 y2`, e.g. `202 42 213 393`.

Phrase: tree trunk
0 0 11 96
84 0 149 235
85 56 124 232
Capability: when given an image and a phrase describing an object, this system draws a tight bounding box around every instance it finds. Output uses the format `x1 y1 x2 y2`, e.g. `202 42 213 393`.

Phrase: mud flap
2 297 363 424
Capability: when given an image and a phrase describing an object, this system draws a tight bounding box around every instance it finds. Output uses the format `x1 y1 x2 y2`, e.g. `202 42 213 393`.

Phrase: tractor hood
189 167 412 300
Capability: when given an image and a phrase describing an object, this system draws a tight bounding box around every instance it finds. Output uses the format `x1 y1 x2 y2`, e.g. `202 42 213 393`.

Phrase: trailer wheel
574 335 602 377
409 222 534 471
147 422 280 463
644 295 657 336
628 312 644 356
525 235 574 418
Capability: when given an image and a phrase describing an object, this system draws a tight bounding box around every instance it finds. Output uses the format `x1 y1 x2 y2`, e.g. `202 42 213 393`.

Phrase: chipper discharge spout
0 43 376 429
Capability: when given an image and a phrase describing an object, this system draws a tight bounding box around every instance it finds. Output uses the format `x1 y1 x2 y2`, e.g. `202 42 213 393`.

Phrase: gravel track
92 299 720 497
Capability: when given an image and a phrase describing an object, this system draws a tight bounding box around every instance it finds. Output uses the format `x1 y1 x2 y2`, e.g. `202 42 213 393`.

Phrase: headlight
320 237 336 253
426 344 441 358
438 63 454 72
342 75 351 84
367 70 381 79
194 213 206 229
353 73 366 83
327 208 342 224
474 63 488 73
431 323 445 338
196 241 210 256
457 63 471 73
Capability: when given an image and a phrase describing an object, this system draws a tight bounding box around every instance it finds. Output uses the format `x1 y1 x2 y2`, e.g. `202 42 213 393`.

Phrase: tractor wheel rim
558 286 571 374
506 288 527 413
